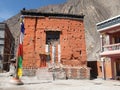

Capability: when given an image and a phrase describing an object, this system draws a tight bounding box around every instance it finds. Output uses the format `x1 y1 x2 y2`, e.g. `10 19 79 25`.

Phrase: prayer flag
17 17 25 78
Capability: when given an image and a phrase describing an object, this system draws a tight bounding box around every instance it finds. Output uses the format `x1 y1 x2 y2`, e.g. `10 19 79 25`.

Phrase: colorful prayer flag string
17 16 25 78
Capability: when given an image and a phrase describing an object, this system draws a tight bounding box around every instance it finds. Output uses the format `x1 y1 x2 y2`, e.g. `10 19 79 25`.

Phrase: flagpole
10 15 24 85
14 25 21 79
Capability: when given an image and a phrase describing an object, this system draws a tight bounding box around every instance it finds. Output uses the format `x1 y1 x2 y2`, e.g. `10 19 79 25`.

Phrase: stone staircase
36 67 53 80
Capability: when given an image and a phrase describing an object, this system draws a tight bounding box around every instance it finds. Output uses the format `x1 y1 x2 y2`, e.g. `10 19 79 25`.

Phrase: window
115 37 120 43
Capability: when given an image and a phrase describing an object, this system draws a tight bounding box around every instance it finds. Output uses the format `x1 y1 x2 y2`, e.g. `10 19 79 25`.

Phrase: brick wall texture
22 16 89 79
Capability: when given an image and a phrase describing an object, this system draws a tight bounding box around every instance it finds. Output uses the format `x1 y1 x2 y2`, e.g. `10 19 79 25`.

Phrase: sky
0 0 67 22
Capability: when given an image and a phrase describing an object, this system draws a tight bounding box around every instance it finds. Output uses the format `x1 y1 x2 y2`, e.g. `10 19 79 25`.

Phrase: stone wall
23 66 90 80
0 23 15 71
64 66 90 79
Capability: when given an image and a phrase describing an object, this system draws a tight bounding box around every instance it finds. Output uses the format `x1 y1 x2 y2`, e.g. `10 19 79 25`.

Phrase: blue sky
0 0 67 22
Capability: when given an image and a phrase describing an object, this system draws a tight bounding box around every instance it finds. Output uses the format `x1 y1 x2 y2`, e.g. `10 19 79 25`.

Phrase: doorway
115 58 120 80
116 60 120 76
45 31 60 66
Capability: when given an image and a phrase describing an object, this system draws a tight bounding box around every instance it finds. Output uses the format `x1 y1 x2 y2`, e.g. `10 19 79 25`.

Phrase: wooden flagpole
10 15 24 85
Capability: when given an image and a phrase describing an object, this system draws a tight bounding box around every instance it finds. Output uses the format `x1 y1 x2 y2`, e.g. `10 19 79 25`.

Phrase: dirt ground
0 73 120 90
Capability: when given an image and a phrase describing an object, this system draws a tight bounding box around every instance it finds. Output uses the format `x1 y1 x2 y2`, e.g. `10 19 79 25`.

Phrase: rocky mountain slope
4 0 120 61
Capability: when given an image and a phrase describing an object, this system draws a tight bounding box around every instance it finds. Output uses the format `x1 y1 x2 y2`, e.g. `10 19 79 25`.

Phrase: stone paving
0 74 120 90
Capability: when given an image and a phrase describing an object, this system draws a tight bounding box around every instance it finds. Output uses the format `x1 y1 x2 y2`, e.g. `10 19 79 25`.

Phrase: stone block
23 69 36 76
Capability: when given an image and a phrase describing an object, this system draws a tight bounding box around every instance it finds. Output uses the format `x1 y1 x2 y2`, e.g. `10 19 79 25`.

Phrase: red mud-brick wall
23 16 87 69
23 17 37 68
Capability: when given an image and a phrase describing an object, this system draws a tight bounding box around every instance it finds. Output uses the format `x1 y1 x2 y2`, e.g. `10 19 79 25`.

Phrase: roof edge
21 10 84 20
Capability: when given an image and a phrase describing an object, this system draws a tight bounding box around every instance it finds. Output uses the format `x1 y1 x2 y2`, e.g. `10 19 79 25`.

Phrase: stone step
36 68 53 80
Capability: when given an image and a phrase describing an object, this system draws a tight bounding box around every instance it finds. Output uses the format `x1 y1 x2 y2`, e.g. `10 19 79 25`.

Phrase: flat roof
0 23 6 29
96 15 120 25
96 15 120 32
21 10 84 20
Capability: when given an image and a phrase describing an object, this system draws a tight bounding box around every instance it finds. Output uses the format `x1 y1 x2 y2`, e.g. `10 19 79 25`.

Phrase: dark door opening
46 31 60 45
116 61 120 76
87 61 98 79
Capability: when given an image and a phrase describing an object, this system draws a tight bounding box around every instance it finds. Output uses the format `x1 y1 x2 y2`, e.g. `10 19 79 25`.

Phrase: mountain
4 0 120 61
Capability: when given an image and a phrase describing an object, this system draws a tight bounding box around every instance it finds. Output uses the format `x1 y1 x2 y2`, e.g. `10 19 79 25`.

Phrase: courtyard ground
0 73 120 90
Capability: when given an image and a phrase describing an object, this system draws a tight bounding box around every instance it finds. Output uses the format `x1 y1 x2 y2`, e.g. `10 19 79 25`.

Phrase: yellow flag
17 68 22 78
